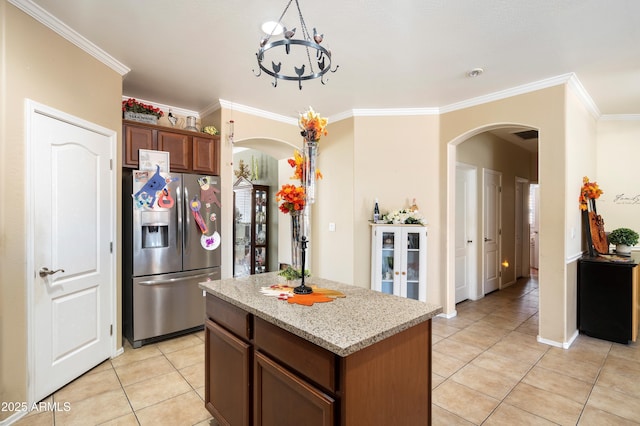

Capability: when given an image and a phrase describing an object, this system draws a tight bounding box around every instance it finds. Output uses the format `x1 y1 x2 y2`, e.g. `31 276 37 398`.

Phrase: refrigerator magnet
201 232 220 250
201 185 221 209
157 188 175 208
190 196 208 234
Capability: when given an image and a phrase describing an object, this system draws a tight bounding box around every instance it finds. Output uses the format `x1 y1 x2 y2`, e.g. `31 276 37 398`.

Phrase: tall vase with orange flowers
298 106 327 204
276 107 327 275
579 176 607 256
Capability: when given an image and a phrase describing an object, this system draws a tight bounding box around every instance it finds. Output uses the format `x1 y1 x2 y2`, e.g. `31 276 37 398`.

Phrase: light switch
329 222 336 232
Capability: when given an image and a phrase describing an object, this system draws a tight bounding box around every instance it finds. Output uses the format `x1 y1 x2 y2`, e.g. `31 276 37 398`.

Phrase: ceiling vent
513 130 539 140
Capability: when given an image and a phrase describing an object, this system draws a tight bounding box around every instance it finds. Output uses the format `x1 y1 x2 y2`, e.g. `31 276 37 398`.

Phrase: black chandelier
254 0 338 89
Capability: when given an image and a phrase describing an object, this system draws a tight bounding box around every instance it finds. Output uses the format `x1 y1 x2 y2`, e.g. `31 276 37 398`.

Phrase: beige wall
441 86 574 344
458 132 534 287
352 115 442 301
596 119 640 235
563 86 598 341
1 1 123 417
313 117 356 284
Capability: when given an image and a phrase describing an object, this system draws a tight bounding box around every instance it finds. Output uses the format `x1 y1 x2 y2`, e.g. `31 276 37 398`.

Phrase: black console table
578 254 639 344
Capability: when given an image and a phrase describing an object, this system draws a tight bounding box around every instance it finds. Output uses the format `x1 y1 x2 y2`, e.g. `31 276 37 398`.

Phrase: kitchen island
200 272 442 426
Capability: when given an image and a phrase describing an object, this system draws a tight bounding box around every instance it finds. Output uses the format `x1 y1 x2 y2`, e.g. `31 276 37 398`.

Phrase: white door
483 169 501 294
29 102 115 403
530 184 540 269
515 178 531 278
455 165 476 303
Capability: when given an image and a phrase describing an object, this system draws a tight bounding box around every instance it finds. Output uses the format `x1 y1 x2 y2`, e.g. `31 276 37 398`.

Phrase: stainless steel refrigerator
123 168 221 348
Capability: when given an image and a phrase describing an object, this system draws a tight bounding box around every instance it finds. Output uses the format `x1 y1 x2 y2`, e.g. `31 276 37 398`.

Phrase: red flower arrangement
122 98 164 119
579 176 603 211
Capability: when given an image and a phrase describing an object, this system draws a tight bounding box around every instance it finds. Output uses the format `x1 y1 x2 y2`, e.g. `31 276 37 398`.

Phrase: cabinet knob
402 271 406 275
395 271 399 275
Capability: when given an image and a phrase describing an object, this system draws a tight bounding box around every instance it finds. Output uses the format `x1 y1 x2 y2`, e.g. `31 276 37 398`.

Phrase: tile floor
15 332 216 426
14 273 640 425
432 273 640 425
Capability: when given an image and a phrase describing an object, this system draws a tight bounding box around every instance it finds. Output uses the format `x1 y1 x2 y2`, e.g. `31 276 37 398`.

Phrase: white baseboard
437 310 457 319
1 409 28 425
537 329 579 349
112 346 124 358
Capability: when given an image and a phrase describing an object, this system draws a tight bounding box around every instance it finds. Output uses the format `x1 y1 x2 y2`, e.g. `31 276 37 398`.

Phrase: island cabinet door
205 319 252 426
254 351 334 426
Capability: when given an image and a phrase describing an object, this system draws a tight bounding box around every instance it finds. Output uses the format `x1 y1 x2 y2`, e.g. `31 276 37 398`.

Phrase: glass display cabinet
370 224 427 301
233 177 269 276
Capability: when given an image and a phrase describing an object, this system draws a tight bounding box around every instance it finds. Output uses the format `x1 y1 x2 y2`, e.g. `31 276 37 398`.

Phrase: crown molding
599 114 640 121
440 73 577 114
566 73 600 119
352 107 440 117
328 110 354 123
215 73 604 126
200 100 221 118
8 0 130 76
218 99 297 126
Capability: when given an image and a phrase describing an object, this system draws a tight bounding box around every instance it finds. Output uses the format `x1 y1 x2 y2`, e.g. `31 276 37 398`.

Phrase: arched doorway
447 124 539 312
232 137 299 273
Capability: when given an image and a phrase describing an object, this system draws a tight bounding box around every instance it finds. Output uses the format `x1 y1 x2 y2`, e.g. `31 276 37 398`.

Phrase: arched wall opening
446 122 540 324
231 137 303 274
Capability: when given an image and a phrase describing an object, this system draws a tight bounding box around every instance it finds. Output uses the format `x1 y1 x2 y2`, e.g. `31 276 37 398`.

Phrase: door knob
467 240 473 243
39 267 65 278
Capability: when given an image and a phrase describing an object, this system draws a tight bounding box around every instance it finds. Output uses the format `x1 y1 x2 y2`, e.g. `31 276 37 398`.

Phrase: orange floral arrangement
298 106 328 142
579 176 603 211
276 107 327 215
287 150 323 181
276 184 306 214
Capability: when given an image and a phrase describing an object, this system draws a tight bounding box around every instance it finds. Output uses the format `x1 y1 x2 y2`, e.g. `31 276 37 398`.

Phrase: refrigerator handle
176 183 183 255
183 184 190 249
137 271 218 285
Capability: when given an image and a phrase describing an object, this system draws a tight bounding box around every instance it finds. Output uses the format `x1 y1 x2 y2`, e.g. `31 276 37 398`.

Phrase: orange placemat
287 293 334 306
260 284 345 306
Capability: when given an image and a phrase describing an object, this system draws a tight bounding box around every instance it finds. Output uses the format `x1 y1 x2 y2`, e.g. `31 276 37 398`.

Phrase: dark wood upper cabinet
123 124 155 168
123 120 220 175
158 131 190 172
192 136 220 175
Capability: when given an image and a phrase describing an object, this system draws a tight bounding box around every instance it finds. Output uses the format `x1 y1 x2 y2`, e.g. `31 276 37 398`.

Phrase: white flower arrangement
383 209 426 225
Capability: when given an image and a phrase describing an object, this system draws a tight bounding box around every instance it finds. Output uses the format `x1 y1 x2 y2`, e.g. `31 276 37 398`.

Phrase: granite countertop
199 272 442 357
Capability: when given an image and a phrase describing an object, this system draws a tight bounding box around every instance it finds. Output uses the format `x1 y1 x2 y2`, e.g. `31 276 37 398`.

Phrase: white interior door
29 102 115 403
530 184 540 269
515 178 531 278
455 165 476 303
483 169 501 294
